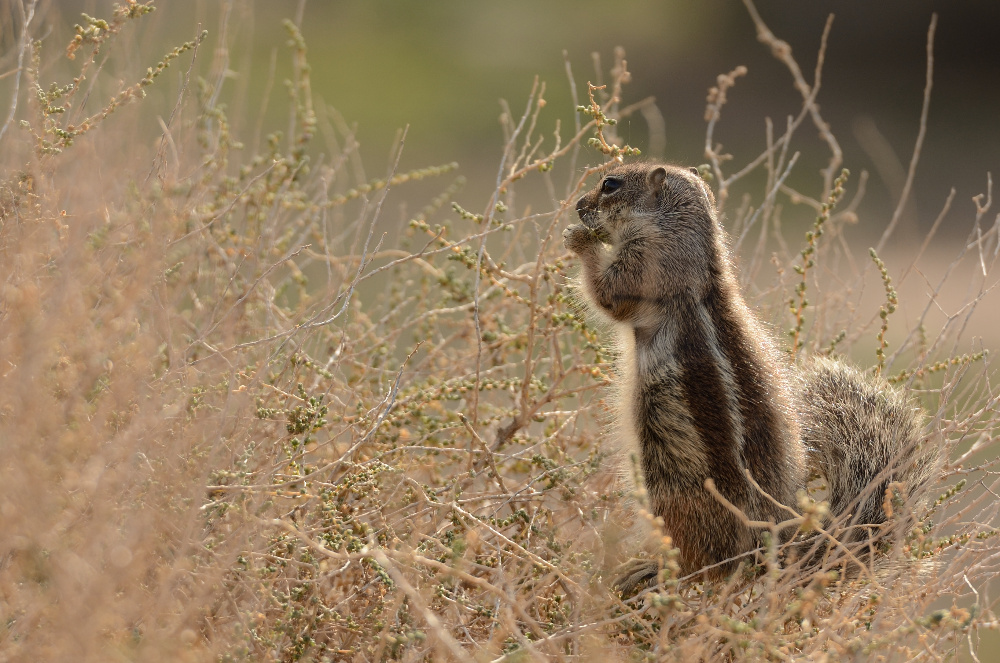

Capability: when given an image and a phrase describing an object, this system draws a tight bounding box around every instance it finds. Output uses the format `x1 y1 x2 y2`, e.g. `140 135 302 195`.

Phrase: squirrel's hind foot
611 559 660 597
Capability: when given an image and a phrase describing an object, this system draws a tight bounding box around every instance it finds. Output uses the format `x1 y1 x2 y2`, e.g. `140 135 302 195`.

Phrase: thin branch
875 13 937 254
0 0 38 146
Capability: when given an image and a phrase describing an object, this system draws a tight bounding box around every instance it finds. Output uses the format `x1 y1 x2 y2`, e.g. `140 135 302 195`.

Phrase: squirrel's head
576 162 717 241
576 162 724 295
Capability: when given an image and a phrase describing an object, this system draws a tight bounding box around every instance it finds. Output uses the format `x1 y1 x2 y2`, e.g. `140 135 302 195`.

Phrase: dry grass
1 3 999 662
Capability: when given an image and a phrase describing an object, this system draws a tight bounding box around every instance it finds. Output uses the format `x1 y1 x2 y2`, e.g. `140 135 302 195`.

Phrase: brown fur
563 162 938 592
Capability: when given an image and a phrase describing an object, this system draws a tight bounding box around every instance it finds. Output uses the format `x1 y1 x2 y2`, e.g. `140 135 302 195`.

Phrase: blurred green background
5 0 1000 357
5 0 999 243
3 0 1000 349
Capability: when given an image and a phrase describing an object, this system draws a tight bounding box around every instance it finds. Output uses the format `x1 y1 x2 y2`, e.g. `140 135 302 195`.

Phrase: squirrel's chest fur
609 286 807 576
617 290 804 512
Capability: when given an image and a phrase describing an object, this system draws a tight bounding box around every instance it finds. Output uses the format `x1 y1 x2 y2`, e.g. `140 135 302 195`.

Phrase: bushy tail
797 357 941 560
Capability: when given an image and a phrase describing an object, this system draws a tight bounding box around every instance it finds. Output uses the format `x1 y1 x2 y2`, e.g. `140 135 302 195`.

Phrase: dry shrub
0 2 997 662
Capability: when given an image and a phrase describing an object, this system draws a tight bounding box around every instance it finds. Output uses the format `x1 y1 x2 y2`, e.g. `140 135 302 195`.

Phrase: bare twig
0 0 37 146
874 14 937 254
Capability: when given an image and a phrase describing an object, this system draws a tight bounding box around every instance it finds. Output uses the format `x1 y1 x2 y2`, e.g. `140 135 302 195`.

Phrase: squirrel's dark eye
601 177 623 194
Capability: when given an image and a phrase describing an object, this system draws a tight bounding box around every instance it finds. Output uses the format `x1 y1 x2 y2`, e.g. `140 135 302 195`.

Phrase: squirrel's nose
575 196 587 220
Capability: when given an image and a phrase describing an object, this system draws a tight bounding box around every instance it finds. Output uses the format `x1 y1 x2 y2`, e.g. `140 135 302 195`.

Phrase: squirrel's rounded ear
689 166 700 176
648 166 667 189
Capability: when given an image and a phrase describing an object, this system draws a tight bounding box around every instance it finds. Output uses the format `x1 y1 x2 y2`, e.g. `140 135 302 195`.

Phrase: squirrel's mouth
580 214 611 241
576 201 613 241
577 207 599 229
580 217 612 243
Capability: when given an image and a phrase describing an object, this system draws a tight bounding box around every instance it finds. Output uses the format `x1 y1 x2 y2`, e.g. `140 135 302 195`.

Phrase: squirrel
562 162 939 592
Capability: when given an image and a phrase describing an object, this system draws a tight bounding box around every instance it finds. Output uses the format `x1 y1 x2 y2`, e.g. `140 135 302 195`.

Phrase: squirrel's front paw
563 224 597 254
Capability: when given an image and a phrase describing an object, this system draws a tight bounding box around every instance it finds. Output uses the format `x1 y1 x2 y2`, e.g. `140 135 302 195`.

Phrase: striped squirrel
563 162 938 591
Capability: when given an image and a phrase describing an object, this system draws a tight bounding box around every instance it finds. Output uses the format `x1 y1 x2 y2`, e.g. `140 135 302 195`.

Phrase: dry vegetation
1 2 999 661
